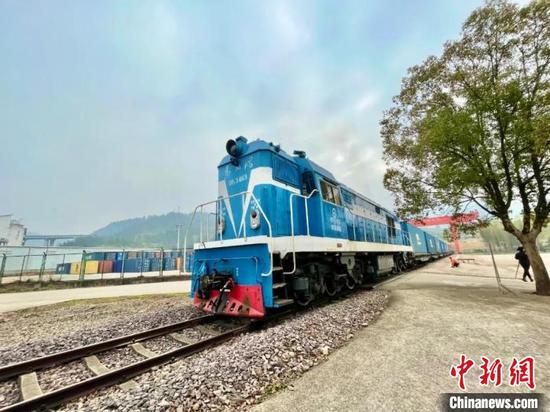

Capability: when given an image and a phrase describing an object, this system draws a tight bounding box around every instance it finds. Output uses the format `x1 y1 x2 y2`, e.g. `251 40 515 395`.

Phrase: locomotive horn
226 136 248 158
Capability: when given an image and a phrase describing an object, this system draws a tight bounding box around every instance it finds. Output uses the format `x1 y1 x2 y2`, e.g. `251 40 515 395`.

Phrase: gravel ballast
0 379 18 409
142 335 186 354
62 290 388 411
97 346 146 370
37 360 94 393
0 296 202 365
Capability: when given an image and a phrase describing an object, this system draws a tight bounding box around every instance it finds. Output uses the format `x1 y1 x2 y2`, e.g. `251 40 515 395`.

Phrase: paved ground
0 280 191 312
253 255 550 412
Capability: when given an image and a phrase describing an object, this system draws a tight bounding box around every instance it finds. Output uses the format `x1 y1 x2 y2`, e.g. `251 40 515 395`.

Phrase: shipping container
113 260 123 272
56 263 71 274
70 262 82 274
98 260 114 273
176 257 182 271
105 252 117 260
137 258 151 272
114 258 139 273
163 257 176 270
84 260 99 274
402 223 429 255
115 252 128 261
425 232 437 254
185 254 193 272
84 252 105 261
127 251 138 259
150 258 162 271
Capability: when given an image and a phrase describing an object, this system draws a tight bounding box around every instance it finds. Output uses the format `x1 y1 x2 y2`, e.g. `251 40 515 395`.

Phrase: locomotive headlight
218 217 226 234
250 209 260 230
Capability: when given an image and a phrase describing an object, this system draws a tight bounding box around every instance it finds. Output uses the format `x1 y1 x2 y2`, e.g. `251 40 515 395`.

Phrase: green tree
381 0 550 295
441 228 453 243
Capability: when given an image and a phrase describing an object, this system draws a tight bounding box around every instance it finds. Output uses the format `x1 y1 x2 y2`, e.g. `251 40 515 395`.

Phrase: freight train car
188 137 449 318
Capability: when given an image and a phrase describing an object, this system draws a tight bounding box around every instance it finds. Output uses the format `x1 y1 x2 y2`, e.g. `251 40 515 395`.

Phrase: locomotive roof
219 137 396 218
219 138 339 179
218 139 296 167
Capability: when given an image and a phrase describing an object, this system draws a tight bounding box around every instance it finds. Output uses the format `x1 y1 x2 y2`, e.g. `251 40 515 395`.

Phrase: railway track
0 313 270 412
0 261 438 411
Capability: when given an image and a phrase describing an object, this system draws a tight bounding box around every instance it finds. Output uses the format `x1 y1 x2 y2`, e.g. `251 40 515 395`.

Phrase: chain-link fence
0 247 193 285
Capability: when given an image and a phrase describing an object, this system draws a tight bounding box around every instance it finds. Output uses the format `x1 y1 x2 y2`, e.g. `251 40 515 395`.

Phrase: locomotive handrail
284 189 319 275
182 190 273 277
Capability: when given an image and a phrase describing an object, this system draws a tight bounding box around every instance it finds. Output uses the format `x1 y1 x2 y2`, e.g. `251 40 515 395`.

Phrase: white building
0 214 26 246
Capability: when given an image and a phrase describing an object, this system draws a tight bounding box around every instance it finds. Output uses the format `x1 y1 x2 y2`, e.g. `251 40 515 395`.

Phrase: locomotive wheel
345 275 356 290
324 277 338 297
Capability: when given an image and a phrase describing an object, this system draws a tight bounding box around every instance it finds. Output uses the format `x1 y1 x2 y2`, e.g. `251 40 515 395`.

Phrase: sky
0 0 506 234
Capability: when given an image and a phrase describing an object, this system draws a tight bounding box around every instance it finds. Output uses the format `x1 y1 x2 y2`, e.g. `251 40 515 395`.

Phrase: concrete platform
253 256 550 411
0 280 190 313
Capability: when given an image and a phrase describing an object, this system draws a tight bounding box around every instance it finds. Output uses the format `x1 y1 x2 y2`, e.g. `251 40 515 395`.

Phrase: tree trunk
521 237 550 296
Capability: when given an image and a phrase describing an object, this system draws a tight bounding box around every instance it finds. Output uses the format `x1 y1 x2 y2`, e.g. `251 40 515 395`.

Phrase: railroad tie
83 356 137 391
19 372 42 400
130 343 158 359
169 333 197 345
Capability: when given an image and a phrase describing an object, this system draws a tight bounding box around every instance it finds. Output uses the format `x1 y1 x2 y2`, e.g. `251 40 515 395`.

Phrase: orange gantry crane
408 211 479 253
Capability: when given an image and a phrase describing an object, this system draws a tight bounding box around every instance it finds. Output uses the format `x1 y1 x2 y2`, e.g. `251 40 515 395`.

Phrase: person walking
514 247 533 282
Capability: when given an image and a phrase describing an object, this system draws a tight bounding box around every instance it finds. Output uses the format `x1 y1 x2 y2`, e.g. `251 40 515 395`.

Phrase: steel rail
0 310 294 412
0 324 248 412
0 314 218 382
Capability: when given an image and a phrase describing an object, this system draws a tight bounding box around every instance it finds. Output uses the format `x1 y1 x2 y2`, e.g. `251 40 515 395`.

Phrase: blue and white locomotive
187 137 449 317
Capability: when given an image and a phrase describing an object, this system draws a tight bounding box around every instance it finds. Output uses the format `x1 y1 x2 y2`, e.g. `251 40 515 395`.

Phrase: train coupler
194 276 265 318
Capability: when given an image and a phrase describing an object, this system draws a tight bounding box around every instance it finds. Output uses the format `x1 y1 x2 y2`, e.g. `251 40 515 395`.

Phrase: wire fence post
121 249 126 283
159 248 164 277
0 254 6 284
25 247 31 272
19 254 26 282
79 250 86 285
38 251 47 284
60 253 66 281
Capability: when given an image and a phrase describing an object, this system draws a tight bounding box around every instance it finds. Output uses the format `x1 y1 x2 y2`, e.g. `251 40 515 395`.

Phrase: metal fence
0 247 193 285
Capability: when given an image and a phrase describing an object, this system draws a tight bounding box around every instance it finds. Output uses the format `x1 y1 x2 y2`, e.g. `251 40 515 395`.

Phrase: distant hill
64 212 210 249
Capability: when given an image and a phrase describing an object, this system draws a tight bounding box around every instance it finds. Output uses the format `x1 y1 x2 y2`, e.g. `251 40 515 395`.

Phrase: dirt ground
253 255 550 412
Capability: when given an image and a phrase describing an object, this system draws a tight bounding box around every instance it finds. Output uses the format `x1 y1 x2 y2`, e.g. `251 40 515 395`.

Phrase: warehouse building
0 214 26 246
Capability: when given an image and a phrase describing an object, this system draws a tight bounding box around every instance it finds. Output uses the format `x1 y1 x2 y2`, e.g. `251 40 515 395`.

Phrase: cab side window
320 180 342 206
332 186 342 205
